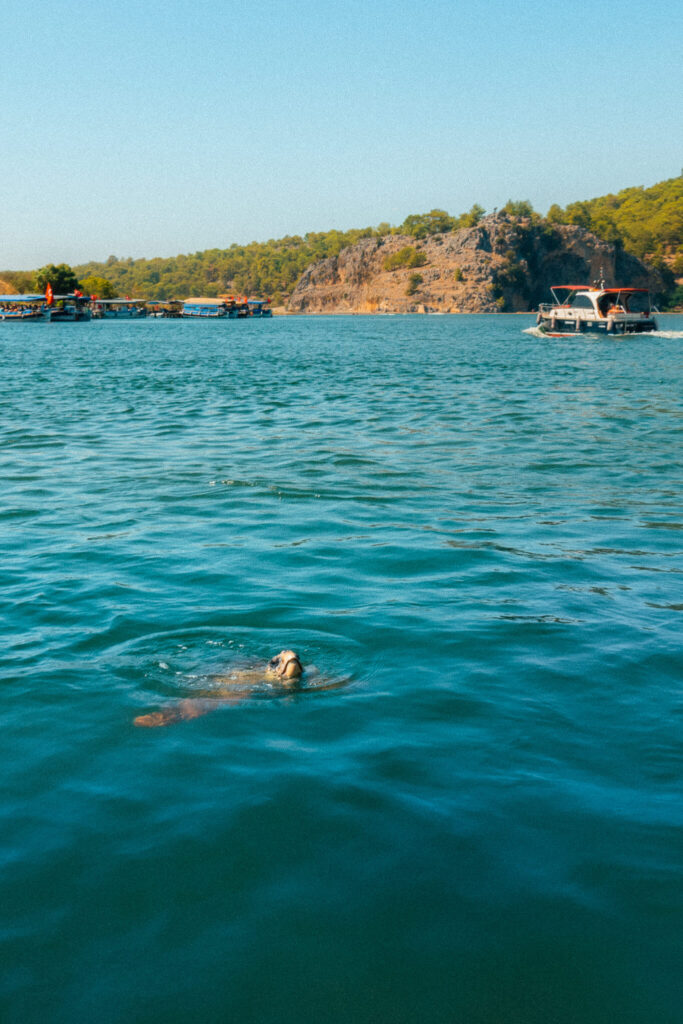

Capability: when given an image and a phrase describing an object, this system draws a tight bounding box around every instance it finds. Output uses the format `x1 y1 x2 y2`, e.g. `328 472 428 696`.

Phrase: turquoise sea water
2 314 682 1024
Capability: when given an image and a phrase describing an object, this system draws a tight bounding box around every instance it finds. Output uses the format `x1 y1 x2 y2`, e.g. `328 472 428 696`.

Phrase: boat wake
522 326 602 339
523 326 683 340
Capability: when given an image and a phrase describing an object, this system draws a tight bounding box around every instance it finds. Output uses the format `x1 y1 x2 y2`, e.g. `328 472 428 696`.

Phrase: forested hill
3 175 682 304
546 175 683 261
69 207 485 305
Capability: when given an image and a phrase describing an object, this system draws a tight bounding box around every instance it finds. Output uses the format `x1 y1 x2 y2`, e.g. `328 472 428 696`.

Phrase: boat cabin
595 288 653 317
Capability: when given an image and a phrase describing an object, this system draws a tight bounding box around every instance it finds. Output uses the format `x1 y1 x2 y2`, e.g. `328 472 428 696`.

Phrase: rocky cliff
287 214 663 314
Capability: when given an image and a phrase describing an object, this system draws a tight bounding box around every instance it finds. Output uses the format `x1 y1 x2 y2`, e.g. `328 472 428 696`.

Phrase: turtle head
267 650 303 681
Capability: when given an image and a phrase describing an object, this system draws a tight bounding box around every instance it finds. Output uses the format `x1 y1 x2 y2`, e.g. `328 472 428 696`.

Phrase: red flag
45 283 54 306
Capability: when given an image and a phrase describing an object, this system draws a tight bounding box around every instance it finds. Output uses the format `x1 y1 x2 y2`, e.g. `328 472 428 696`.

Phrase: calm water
2 314 682 1024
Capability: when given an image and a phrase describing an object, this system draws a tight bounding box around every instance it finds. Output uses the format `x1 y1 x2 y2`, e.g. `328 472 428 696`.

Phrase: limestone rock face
287 215 663 314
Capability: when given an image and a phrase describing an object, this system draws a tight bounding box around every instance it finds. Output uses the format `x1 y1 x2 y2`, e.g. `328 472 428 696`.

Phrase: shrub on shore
406 273 423 296
384 248 428 272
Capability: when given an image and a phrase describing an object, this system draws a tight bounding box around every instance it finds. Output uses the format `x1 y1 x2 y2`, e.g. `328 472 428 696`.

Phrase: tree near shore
34 264 81 295
80 275 117 298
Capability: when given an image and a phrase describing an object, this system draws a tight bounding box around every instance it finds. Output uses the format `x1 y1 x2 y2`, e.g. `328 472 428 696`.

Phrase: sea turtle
134 649 338 728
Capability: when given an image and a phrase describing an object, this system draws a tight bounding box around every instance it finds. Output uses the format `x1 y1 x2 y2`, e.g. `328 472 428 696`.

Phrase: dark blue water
2 315 682 1024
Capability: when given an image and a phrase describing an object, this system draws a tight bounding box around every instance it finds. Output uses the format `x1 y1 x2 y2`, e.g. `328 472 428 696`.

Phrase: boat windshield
570 293 595 310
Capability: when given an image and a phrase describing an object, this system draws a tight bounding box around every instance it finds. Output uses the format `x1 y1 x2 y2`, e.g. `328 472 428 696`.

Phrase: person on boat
134 649 313 728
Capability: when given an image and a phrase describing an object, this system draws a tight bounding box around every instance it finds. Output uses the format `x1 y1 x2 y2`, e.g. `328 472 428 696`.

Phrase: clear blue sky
2 0 681 268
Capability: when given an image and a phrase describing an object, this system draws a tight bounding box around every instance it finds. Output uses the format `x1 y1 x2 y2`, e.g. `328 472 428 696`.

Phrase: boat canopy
0 294 45 302
550 285 592 292
599 288 649 294
94 298 147 304
183 297 226 305
549 286 650 296
549 285 593 304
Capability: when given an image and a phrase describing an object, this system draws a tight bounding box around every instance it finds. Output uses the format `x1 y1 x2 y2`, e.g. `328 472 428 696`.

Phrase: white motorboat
536 284 658 336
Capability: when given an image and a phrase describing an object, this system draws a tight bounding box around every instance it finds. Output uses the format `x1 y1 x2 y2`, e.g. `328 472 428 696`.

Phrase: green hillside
76 229 380 305
3 175 682 305
547 174 683 263
69 205 485 305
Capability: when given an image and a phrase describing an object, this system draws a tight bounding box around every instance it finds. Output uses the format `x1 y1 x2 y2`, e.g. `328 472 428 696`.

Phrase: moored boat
247 299 273 317
148 300 182 318
91 298 148 319
218 294 265 317
181 297 230 317
0 295 46 320
536 283 658 336
46 293 91 321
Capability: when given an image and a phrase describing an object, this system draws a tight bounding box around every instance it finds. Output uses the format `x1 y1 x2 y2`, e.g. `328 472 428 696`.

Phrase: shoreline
271 309 539 317
271 308 683 317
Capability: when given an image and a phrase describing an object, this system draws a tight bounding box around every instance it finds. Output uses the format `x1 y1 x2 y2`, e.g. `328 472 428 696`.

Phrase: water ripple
1 314 682 1024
